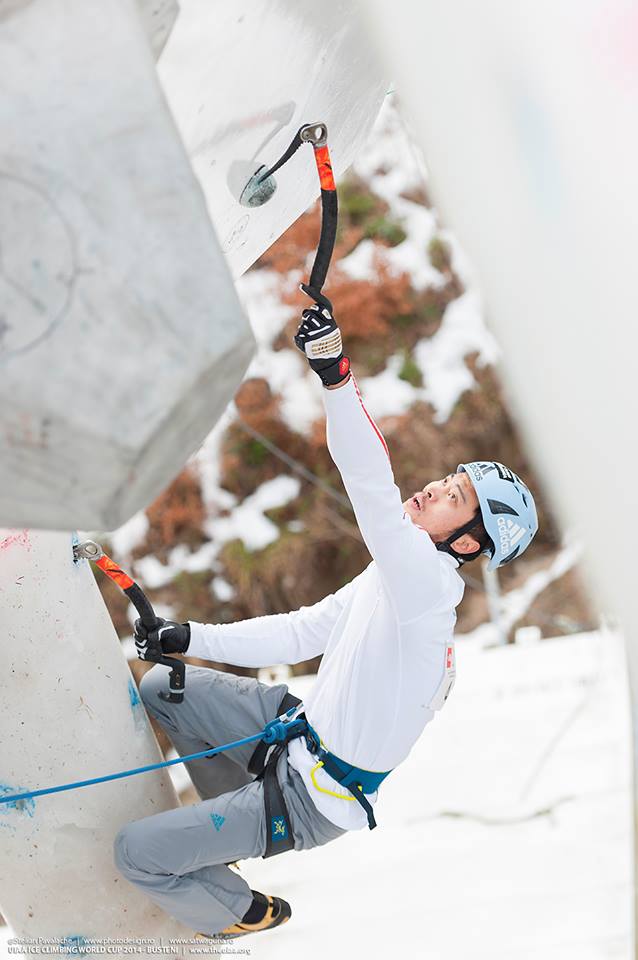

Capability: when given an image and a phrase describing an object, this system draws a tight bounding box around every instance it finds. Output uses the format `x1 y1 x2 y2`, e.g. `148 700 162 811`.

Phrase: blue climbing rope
0 716 306 807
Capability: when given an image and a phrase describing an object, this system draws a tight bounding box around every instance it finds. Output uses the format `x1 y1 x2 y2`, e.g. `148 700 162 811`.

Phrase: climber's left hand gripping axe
73 540 185 703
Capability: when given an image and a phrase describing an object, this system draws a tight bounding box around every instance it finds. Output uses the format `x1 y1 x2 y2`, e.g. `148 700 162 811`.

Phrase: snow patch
415 290 500 422
357 291 499 423
133 475 302 587
212 576 235 602
339 238 378 281
358 354 418 418
133 554 177 590
191 407 237 512
343 103 499 424
236 268 297 346
278 373 324 434
207 475 301 553
350 99 444 292
108 510 149 559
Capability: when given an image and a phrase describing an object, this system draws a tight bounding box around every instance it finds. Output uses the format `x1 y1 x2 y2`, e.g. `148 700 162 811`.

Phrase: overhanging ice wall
0 0 386 534
159 0 388 277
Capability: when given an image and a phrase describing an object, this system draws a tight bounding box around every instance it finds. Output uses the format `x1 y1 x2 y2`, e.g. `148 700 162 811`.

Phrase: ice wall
0 530 194 951
0 0 386 533
159 0 388 277
0 0 253 532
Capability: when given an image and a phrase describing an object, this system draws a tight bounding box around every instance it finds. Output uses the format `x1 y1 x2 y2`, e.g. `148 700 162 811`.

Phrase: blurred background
101 99 597 712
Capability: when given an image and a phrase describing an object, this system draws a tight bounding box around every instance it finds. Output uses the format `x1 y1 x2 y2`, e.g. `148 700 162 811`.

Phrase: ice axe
239 121 337 312
73 539 186 703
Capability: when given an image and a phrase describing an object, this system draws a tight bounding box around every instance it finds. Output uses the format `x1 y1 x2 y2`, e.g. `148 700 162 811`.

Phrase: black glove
134 618 191 659
294 304 351 387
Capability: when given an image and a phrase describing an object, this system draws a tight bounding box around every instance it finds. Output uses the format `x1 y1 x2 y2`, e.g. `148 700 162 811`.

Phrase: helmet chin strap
435 510 486 565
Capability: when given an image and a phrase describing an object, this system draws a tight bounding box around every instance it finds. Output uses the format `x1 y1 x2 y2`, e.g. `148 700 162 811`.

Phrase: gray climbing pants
113 664 346 936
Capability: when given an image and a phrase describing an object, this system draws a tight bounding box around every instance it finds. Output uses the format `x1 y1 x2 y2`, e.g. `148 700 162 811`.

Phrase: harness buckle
262 716 305 745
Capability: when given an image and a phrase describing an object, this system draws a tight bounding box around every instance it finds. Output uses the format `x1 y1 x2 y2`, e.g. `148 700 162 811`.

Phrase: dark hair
455 512 493 564
444 510 494 563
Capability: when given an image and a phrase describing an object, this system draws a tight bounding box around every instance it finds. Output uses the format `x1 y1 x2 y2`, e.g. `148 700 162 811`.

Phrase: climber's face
403 472 480 555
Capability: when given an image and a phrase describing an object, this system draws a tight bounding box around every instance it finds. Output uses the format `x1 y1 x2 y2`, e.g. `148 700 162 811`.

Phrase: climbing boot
198 890 291 940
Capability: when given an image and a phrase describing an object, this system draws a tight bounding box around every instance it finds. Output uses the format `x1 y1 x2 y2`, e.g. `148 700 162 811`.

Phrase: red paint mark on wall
0 530 31 551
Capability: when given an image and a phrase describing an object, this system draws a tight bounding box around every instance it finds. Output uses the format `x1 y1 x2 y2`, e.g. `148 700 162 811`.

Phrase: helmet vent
501 545 521 565
487 498 519 516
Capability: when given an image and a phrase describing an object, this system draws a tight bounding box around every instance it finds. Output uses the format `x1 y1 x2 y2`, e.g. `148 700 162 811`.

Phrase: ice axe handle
126 583 186 704
75 543 187 705
126 582 159 631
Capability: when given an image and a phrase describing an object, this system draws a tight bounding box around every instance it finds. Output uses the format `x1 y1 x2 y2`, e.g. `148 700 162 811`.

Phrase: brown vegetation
96 168 596 674
136 467 206 564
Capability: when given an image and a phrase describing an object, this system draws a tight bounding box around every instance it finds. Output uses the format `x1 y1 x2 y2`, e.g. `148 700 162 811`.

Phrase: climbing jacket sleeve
323 375 444 622
187 576 357 666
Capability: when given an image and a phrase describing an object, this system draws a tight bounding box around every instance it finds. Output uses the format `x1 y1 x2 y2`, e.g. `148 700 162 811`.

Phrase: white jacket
188 376 464 829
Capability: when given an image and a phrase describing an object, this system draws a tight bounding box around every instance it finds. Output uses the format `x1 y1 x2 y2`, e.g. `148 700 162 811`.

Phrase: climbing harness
240 121 338 312
248 693 392 849
248 691 301 857
73 539 186 703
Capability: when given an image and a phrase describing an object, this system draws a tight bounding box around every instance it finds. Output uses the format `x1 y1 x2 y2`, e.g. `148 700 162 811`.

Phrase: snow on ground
3 630 628 959
189 406 237 514
358 290 500 422
461 540 582 650
133 475 301 590
206 474 301 552
350 103 443 293
235 267 323 436
415 289 500 422
107 510 149 561
349 101 500 422
357 352 420 418
244 629 632 960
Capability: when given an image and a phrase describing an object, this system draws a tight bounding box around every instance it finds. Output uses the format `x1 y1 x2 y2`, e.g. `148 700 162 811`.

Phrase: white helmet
457 461 538 570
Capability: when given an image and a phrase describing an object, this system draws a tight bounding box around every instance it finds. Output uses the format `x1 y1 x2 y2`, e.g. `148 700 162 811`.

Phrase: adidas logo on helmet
496 517 527 554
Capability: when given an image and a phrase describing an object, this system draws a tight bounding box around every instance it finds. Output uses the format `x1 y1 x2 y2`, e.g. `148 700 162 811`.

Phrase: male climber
114 303 538 940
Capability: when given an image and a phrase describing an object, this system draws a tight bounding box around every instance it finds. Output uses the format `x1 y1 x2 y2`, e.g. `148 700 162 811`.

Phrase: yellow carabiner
309 760 363 801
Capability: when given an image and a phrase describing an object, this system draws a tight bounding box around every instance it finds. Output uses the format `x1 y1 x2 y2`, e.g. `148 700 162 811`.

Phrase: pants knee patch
138 667 168 707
